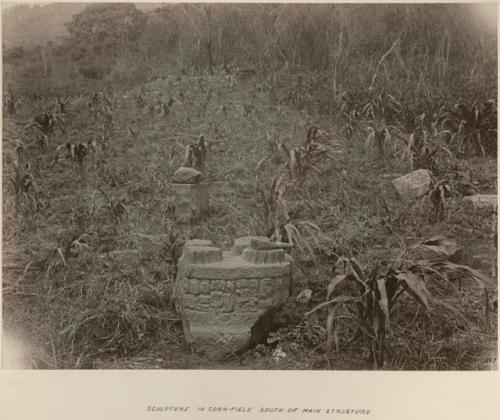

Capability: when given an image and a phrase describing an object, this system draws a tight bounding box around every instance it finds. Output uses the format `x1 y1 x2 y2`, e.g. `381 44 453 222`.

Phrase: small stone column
172 167 209 223
174 237 291 358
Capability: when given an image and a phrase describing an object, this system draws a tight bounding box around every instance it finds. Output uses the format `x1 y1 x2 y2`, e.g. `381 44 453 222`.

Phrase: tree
65 3 146 60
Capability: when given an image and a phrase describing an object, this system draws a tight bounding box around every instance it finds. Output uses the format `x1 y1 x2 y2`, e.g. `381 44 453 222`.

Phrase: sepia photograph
1 1 498 375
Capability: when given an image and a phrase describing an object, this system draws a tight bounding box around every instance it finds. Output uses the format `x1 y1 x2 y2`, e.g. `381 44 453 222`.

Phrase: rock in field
392 169 432 199
172 167 202 184
464 194 497 210
419 236 463 263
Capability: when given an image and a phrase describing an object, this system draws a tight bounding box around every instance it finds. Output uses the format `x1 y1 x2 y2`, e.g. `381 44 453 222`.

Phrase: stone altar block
174 237 291 358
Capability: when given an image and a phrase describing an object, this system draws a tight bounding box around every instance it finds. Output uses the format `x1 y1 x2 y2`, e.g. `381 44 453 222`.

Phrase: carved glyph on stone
174 237 291 358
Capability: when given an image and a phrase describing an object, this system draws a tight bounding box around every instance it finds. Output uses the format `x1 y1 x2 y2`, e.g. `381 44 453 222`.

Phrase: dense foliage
3 3 497 98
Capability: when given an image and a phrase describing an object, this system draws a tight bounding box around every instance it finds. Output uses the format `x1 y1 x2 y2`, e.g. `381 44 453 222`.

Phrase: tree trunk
204 6 214 75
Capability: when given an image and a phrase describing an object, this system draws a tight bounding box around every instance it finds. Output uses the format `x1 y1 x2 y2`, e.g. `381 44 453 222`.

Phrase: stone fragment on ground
381 173 402 179
174 237 292 359
463 238 497 279
172 167 202 184
391 169 432 199
463 194 497 210
232 236 269 255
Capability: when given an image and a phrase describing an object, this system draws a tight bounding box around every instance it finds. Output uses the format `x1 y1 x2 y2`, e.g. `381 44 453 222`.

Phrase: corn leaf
419 236 459 257
349 258 367 286
395 271 431 310
326 306 337 354
426 260 495 289
376 277 391 332
327 274 352 299
305 295 361 317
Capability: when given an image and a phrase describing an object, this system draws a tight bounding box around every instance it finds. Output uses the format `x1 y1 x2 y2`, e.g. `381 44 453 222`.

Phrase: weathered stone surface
392 169 432 199
173 183 210 223
183 255 291 280
381 173 403 180
464 194 497 210
185 239 213 247
465 239 497 278
232 236 268 255
249 238 293 250
174 238 291 359
182 245 223 265
242 247 285 264
172 167 202 184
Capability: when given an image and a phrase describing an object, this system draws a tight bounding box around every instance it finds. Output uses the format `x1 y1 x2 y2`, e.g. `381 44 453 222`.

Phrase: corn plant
254 156 288 239
278 142 327 186
339 89 371 126
10 144 37 216
278 126 340 186
362 91 402 125
306 244 495 368
97 188 127 229
279 220 337 265
160 226 183 279
424 179 451 222
160 97 176 118
342 123 354 141
397 113 454 172
402 126 439 171
253 126 339 260
436 100 497 157
98 100 114 138
242 102 257 117
133 92 147 109
182 135 207 171
263 132 284 164
22 111 55 148
305 126 331 145
5 89 17 117
451 168 478 197
365 123 393 159
254 157 335 264
52 140 98 178
87 92 103 110
340 110 359 142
